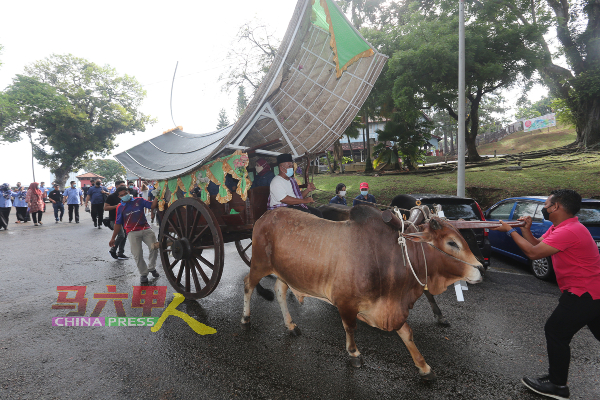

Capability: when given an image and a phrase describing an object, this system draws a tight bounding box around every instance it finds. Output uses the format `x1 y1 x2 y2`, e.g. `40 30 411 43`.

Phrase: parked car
484 196 600 280
390 194 492 269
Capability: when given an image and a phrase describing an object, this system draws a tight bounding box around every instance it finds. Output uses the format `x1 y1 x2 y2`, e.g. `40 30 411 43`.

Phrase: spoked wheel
235 239 252 267
159 197 224 300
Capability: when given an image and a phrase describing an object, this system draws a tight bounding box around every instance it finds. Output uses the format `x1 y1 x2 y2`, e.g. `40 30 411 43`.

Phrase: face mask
255 165 263 174
361 191 368 196
339 191 346 197
286 168 294 177
96 183 100 186
541 204 555 220
129 185 134 189
120 194 132 202
71 184 75 188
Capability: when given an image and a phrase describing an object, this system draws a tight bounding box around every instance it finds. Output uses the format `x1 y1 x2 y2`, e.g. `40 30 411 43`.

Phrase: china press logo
51 285 216 335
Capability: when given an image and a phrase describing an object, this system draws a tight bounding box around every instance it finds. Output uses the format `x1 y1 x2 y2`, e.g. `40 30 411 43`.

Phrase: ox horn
382 210 404 230
407 207 425 225
447 220 526 229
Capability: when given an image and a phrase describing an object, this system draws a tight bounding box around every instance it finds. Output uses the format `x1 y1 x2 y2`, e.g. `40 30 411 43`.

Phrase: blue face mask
120 194 132 203
361 191 368 196
286 168 294 177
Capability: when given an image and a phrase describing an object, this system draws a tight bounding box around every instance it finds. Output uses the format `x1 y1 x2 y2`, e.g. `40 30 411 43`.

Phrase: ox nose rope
394 208 428 290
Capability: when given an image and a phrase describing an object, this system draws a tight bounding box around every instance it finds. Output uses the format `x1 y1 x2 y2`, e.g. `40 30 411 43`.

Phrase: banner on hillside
524 113 556 132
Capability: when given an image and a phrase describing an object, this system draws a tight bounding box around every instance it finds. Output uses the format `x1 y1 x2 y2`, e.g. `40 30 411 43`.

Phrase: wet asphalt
0 208 599 400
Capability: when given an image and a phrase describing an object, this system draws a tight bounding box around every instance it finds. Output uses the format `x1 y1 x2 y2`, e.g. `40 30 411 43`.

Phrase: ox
317 203 486 326
241 205 484 379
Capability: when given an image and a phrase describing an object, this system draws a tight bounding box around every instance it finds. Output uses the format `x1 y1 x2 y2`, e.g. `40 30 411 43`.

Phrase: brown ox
241 205 484 379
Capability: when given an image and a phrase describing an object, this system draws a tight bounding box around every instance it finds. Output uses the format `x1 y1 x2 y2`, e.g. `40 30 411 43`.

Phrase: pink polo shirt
542 217 600 299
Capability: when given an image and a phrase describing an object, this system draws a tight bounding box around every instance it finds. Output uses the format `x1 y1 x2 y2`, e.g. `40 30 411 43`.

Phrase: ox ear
429 218 443 231
401 231 433 243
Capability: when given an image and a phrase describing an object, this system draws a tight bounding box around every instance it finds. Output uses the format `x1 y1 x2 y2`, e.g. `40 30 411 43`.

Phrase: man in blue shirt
62 181 83 223
353 182 377 207
85 180 109 229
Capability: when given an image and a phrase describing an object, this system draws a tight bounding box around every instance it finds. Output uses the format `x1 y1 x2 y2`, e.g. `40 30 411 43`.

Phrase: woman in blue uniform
0 183 17 230
329 183 347 205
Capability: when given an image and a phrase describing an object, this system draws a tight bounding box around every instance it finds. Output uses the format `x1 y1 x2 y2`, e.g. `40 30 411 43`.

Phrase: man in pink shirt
493 189 600 400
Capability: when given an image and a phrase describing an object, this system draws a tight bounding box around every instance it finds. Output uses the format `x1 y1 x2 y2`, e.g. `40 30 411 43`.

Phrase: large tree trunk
52 166 71 189
465 96 483 162
579 96 600 147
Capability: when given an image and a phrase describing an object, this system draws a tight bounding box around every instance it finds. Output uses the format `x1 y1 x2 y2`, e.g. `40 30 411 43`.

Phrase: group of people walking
0 182 49 229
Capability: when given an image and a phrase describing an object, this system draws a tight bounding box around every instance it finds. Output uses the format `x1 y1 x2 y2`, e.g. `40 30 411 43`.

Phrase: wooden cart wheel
159 197 224 300
234 239 252 267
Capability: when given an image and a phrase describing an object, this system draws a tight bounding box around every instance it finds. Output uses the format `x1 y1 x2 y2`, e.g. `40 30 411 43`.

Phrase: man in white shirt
268 153 322 218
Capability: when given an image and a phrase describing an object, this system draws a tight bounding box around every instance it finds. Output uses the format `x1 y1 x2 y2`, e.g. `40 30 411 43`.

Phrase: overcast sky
0 0 297 185
1 0 549 186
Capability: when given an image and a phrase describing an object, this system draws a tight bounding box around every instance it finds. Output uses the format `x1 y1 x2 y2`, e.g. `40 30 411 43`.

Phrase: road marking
487 267 530 276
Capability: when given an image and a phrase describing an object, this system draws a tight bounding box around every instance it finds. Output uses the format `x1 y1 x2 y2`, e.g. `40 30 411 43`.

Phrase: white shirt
269 175 298 207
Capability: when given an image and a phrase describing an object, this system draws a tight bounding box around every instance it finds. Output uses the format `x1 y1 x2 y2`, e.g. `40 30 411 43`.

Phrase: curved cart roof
115 0 387 180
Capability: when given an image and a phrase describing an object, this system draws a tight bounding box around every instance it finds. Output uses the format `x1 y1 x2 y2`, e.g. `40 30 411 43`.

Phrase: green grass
476 125 577 155
311 151 600 209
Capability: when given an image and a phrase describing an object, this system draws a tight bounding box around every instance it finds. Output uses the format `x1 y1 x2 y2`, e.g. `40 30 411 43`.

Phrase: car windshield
422 202 479 221
577 204 600 225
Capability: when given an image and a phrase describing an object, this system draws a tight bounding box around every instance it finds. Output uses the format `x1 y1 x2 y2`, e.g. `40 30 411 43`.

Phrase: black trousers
109 220 128 254
289 204 323 218
545 291 600 385
31 211 43 223
15 207 29 222
68 204 80 222
0 207 10 229
91 203 104 225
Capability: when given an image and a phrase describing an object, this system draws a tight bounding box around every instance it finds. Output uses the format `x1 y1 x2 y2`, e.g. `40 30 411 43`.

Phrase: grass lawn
476 125 577 155
310 151 600 209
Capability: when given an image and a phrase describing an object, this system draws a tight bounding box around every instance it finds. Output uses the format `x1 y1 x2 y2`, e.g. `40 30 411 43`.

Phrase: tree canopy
82 159 127 185
365 1 544 161
0 54 153 187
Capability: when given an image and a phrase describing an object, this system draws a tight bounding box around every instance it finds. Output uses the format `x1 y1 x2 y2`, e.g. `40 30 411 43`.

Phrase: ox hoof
288 326 301 336
419 370 437 381
256 283 275 301
240 317 251 331
349 355 363 368
436 317 451 327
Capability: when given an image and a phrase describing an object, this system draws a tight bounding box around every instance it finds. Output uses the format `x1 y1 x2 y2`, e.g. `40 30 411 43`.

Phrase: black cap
276 153 293 164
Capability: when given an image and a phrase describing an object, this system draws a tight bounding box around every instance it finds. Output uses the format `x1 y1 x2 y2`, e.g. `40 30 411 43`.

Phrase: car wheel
530 257 554 281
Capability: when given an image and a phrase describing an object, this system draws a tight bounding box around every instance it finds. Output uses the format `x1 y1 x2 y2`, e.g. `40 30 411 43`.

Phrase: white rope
393 207 427 288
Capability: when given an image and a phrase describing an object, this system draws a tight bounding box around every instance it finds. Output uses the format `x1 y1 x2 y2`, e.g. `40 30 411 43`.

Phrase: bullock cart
114 0 389 300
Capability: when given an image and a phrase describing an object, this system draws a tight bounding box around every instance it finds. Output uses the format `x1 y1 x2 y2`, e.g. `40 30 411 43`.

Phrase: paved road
1 210 599 399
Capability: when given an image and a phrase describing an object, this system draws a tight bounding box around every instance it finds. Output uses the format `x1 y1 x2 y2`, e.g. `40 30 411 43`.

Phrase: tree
236 86 248 120
216 108 230 129
515 96 554 120
366 1 543 161
375 110 432 171
0 54 153 188
82 159 127 185
219 19 279 94
487 0 600 146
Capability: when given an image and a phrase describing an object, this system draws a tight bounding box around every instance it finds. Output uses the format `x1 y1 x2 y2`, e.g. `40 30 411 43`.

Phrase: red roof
76 172 106 179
